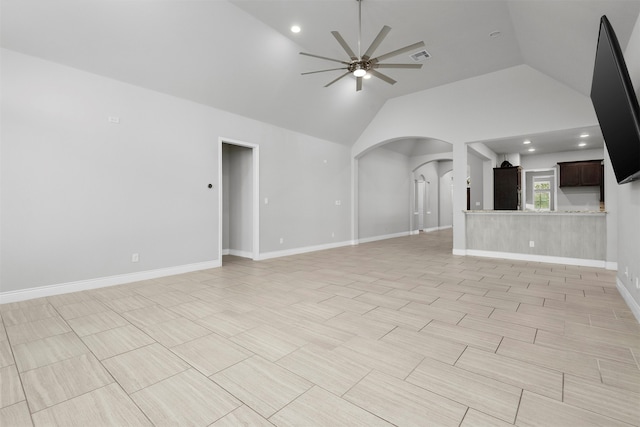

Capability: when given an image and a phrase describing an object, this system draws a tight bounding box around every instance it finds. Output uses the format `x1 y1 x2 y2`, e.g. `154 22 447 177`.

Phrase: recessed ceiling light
291 25 301 33
489 31 502 38
528 148 535 152
523 140 531 145
579 142 587 147
580 133 589 138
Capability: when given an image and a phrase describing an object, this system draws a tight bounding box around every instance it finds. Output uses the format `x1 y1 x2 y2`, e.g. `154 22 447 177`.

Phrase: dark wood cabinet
558 160 603 187
494 166 521 210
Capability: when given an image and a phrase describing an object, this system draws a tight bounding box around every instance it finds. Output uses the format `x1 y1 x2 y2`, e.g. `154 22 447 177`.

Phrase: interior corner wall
413 162 439 230
0 48 352 294
358 148 411 239
467 150 484 210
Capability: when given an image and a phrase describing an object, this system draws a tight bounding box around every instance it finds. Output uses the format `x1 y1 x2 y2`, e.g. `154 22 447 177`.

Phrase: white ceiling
2 0 639 151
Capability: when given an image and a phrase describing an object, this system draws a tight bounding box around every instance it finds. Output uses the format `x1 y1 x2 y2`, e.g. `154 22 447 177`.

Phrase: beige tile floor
1 229 639 426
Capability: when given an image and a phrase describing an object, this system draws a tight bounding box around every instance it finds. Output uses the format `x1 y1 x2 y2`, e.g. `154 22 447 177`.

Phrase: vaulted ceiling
2 0 639 148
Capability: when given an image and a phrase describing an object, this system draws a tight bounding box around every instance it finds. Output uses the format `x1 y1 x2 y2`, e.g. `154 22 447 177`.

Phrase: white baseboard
421 227 440 233
438 225 453 230
358 231 411 244
0 260 221 304
606 261 618 271
463 249 607 269
257 240 353 261
617 277 640 323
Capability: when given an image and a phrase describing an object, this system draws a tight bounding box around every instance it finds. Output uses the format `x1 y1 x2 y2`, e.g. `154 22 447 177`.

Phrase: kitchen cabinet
494 166 521 210
558 160 603 187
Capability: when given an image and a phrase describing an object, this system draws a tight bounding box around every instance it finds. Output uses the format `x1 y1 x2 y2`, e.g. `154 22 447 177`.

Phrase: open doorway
219 138 259 264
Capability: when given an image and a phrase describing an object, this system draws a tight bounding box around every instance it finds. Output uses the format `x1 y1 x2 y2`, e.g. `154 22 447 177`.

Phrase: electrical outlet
335 200 341 206
108 116 120 124
331 232 335 238
636 277 639 290
529 241 535 248
131 253 139 263
279 238 284 244
264 197 269 205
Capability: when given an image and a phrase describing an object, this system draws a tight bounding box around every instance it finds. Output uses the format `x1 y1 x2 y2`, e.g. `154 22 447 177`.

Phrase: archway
353 137 453 243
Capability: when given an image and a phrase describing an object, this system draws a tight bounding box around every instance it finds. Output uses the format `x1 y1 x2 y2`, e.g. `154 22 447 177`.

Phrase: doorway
218 138 259 263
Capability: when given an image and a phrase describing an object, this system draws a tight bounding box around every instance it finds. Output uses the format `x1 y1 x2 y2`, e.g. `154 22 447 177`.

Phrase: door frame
218 137 260 261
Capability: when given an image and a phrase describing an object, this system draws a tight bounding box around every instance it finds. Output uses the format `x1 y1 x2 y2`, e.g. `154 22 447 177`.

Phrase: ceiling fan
300 0 425 92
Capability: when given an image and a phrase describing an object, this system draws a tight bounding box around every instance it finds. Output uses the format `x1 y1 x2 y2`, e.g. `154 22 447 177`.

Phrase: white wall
0 49 352 294
614 13 640 317
358 147 411 239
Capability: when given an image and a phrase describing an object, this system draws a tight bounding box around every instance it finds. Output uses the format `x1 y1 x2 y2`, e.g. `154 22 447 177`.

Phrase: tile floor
1 230 639 426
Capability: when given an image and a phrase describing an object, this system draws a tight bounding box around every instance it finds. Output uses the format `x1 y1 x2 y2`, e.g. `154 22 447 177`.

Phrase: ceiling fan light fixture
363 74 372 79
353 68 367 77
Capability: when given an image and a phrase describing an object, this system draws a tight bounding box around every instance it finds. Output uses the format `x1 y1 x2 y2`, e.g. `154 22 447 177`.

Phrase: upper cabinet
558 160 603 187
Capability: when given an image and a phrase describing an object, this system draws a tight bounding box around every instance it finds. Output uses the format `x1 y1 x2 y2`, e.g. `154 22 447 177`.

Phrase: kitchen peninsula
464 210 607 267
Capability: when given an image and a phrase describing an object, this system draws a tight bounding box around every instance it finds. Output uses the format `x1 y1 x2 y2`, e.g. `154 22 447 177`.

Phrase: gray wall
1 49 352 293
358 147 411 239
439 161 454 227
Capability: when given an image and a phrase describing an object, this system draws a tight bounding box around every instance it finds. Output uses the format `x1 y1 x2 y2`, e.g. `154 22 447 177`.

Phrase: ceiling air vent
409 50 431 62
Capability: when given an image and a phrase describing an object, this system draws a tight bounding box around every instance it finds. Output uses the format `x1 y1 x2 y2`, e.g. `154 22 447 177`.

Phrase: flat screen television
590 15 640 184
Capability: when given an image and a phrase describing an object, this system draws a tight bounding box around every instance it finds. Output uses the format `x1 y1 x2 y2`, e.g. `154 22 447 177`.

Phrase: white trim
438 225 453 230
257 240 353 261
463 249 607 268
606 261 618 271
452 248 466 256
358 231 411 244
617 277 640 323
0 260 220 304
219 138 260 261
410 230 420 235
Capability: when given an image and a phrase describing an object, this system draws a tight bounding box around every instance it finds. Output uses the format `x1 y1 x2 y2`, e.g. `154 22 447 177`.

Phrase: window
533 180 551 210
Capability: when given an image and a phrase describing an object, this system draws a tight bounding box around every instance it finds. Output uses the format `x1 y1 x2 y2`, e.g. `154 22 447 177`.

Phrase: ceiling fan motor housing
348 60 372 73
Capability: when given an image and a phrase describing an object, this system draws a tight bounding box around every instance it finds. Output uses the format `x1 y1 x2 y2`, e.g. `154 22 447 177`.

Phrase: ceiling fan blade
331 31 358 60
370 41 426 63
373 63 423 69
369 69 397 85
301 67 348 75
324 71 352 87
356 76 363 92
362 25 391 61
300 52 350 65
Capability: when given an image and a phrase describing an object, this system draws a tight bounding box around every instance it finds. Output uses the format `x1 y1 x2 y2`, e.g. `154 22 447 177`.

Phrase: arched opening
353 137 453 243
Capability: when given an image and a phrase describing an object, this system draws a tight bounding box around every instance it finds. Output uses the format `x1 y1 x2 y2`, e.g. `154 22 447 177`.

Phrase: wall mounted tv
590 15 640 184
